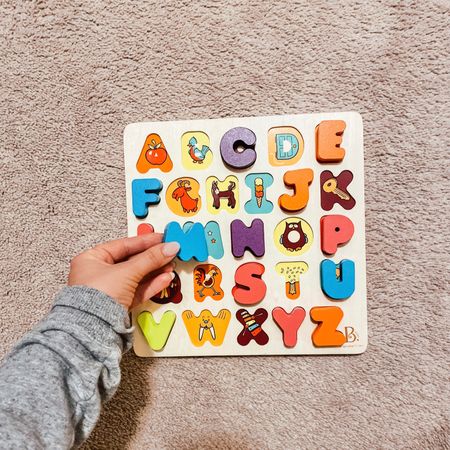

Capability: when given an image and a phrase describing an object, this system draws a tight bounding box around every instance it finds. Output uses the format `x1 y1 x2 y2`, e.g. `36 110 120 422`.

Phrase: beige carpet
0 1 449 449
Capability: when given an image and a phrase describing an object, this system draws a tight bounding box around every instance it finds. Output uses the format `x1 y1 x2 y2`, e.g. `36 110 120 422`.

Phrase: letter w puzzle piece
182 309 231 346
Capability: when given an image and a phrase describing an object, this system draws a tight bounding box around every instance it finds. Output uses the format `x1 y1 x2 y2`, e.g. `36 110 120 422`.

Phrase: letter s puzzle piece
193 264 224 301
315 120 346 162
275 261 308 299
310 306 346 347
272 307 306 348
236 308 269 346
132 178 163 219
321 170 356 211
232 262 266 305
278 168 314 212
182 309 231 347
321 215 354 255
136 133 173 173
137 310 176 351
220 127 257 169
320 259 355 300
163 222 208 262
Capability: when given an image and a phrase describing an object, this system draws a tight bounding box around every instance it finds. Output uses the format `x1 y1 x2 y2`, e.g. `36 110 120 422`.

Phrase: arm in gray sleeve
0 286 133 449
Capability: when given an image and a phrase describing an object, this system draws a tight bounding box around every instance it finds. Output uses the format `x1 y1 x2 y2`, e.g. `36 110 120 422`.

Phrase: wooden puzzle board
124 112 367 357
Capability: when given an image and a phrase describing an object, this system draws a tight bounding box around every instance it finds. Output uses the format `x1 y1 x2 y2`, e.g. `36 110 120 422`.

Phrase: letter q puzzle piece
132 178 163 219
320 259 355 300
272 307 306 348
137 310 176 351
310 306 346 347
321 215 354 255
163 222 208 262
220 127 257 169
315 120 346 163
232 262 266 305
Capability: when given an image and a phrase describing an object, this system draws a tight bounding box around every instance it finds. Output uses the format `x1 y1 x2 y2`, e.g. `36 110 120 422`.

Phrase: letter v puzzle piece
236 308 269 346
272 307 306 348
132 178 163 219
164 222 208 262
137 310 176 351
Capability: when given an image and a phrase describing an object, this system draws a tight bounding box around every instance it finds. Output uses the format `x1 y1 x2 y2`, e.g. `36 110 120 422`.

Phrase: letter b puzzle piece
137 311 176 351
320 259 355 300
321 215 354 255
132 178 163 219
310 306 346 347
164 222 208 261
182 309 231 346
236 308 269 346
232 262 266 305
230 219 265 258
272 307 306 348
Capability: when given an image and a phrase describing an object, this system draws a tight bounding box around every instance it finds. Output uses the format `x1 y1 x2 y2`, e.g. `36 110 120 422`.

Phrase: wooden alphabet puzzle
124 112 367 357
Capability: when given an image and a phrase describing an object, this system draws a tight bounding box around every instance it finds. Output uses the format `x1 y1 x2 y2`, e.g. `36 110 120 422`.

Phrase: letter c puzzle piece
132 178 163 219
320 259 355 300
272 307 306 348
310 306 346 347
164 222 208 262
321 215 354 255
232 262 266 305
136 133 173 173
137 310 176 351
220 127 257 169
315 120 346 162
236 308 269 346
182 309 231 347
278 168 314 212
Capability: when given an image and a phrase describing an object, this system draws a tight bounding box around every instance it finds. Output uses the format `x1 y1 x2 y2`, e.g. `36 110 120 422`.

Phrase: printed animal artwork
166 177 201 216
181 131 213 170
182 309 231 346
206 176 239 214
274 217 313 256
193 264 224 301
188 136 211 164
151 272 183 304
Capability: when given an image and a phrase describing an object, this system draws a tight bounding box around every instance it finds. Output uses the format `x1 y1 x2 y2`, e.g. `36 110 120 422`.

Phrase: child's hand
68 230 180 310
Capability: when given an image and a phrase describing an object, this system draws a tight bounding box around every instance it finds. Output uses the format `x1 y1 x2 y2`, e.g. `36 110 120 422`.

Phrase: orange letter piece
136 133 173 173
315 120 346 162
310 306 346 347
278 169 313 212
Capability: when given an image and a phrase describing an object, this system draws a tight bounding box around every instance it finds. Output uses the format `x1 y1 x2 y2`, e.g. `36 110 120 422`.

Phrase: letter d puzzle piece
132 178 163 219
272 307 306 348
164 222 208 262
137 311 176 351
310 306 346 347
320 259 355 300
321 215 354 255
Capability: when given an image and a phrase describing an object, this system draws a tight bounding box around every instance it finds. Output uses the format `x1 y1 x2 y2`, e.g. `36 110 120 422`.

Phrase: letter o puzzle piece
136 133 173 173
316 120 346 163
268 126 304 166
236 308 269 346
220 127 257 169
232 262 266 305
274 217 313 257
132 178 163 219
278 168 314 212
275 262 308 299
321 215 354 255
137 310 176 351
193 264 224 301
320 259 355 300
166 177 201 216
182 309 231 347
321 170 356 211
310 306 346 347
272 307 306 348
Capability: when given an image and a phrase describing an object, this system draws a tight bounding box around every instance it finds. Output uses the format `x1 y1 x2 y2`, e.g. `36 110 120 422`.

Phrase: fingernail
162 241 180 257
169 271 175 280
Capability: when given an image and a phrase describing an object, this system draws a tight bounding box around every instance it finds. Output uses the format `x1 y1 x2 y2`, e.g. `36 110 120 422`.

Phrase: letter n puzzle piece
232 262 266 305
164 222 208 262
321 170 355 211
275 262 308 300
220 127 257 169
320 259 355 300
132 178 163 219
272 307 306 348
236 308 269 346
137 310 176 351
136 133 173 173
321 215 354 255
194 264 224 301
230 219 265 257
278 168 314 212
182 309 231 347
315 120 346 162
310 306 346 347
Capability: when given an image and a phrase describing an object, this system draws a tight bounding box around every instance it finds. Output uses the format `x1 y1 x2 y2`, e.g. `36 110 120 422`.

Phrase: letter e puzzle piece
321 215 354 255
272 307 306 348
137 311 176 351
310 306 346 347
232 262 266 305
315 120 346 163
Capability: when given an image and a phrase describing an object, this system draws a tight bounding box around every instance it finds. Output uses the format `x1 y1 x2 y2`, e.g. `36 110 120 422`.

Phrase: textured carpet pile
0 1 448 449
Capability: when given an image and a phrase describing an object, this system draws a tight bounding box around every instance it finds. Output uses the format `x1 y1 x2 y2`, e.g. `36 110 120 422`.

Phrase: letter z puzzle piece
137 310 176 351
132 178 163 219
236 308 269 346
310 306 346 347
182 309 231 346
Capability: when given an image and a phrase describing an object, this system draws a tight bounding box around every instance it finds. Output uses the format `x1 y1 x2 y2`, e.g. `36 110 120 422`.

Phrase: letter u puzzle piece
124 112 367 357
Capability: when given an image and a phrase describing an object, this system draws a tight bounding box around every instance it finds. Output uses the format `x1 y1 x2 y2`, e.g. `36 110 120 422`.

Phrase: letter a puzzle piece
272 307 306 348
164 222 208 262
310 306 346 347
315 120 346 162
230 219 265 258
236 308 269 346
182 309 231 347
321 215 354 255
132 178 163 219
232 262 267 305
320 259 355 300
220 127 257 169
278 168 314 212
136 133 173 173
137 310 176 351
321 170 356 211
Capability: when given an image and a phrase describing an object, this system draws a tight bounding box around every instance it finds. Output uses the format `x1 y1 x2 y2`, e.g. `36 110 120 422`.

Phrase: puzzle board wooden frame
124 112 367 357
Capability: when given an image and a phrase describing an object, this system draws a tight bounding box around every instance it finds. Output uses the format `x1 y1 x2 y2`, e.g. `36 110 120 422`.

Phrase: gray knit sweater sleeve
0 286 133 449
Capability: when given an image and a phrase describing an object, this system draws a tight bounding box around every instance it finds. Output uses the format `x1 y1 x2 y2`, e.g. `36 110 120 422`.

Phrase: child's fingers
126 242 179 278
134 271 175 307
93 233 162 262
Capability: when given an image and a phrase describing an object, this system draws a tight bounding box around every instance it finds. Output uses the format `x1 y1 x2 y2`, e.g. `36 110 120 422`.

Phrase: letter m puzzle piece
164 222 208 261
